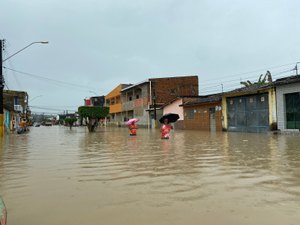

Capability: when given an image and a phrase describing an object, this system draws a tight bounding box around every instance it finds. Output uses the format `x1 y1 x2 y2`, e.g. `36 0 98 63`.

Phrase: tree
64 117 77 129
78 106 109 132
240 70 273 87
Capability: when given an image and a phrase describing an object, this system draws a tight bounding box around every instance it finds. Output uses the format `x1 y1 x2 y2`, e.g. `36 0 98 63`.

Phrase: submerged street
0 126 300 225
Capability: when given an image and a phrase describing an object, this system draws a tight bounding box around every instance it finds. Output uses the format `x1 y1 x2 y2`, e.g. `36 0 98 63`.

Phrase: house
160 97 185 129
84 96 105 106
181 94 223 131
3 90 29 132
273 75 300 131
105 84 132 126
222 84 277 133
120 76 199 128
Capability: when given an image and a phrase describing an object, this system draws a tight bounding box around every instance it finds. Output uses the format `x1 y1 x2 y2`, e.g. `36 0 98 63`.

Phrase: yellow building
222 84 277 132
105 84 131 126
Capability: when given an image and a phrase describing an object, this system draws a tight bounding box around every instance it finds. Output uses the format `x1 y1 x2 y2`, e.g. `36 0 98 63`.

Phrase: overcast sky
1 0 300 114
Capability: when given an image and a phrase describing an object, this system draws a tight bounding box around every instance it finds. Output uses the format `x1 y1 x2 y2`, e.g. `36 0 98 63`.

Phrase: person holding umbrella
161 118 173 139
159 113 179 139
126 118 139 136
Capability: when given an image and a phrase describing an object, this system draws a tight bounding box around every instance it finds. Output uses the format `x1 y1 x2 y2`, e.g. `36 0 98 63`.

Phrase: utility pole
0 40 4 136
152 90 157 128
296 62 299 76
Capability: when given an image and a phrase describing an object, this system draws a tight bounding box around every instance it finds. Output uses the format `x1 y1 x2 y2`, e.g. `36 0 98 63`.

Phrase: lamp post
89 91 98 96
29 95 43 103
0 40 48 136
2 41 49 62
26 95 43 122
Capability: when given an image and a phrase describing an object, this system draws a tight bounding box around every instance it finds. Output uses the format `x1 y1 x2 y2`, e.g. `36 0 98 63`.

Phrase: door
227 93 269 132
285 92 300 129
209 107 216 132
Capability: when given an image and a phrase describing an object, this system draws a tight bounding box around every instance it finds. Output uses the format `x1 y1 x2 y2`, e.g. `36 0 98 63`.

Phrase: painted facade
105 84 132 125
3 90 29 133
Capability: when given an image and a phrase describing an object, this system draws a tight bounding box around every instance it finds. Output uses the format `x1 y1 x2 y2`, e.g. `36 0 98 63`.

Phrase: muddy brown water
0 126 300 225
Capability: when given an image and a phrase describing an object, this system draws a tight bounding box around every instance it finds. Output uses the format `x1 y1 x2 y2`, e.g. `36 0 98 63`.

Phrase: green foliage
78 106 109 132
64 117 77 129
78 106 109 119
240 70 273 87
64 118 77 124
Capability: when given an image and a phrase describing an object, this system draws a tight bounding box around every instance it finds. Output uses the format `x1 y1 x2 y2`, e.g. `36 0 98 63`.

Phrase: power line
29 105 77 112
3 67 99 92
199 67 295 94
200 62 297 84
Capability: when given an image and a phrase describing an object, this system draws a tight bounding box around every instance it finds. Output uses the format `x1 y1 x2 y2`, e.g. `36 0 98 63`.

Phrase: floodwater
0 126 300 225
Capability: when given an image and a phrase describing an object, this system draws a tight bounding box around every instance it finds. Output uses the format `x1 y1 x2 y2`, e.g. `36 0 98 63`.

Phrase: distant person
128 121 138 136
161 118 173 139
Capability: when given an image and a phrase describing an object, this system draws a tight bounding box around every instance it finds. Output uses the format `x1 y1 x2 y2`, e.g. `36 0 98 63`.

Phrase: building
105 84 132 126
161 97 185 129
181 94 223 131
274 75 300 131
84 96 105 106
3 90 29 132
222 84 277 132
121 76 199 128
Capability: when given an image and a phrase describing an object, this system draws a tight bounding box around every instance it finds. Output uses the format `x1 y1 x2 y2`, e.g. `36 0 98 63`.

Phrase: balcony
14 105 23 112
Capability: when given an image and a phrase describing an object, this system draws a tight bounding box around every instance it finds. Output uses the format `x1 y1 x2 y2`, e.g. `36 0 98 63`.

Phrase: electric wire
3 67 99 92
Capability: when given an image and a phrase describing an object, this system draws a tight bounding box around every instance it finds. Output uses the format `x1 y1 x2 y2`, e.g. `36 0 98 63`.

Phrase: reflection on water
0 126 300 225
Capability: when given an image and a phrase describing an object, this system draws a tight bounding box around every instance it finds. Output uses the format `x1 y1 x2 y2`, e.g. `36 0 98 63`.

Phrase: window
186 109 194 119
14 96 19 105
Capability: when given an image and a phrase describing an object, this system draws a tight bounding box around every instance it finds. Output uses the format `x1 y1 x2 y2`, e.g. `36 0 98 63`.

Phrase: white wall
276 83 300 130
163 99 184 120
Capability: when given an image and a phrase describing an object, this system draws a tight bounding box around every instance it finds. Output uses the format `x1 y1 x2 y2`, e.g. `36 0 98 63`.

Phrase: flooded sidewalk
0 126 300 225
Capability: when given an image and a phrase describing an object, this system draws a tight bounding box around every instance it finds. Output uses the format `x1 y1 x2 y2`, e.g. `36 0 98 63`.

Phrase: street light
2 41 49 62
25 94 44 124
0 40 48 136
28 95 43 103
89 91 98 96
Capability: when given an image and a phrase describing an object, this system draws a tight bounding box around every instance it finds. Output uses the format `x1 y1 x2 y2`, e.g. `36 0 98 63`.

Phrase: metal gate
285 92 300 129
227 93 269 132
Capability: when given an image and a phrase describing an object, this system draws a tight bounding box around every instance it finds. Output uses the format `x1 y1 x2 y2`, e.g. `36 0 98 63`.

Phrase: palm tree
240 71 272 87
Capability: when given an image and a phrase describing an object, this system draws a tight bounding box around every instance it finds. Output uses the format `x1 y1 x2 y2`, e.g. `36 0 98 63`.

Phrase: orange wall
183 102 222 131
106 84 123 114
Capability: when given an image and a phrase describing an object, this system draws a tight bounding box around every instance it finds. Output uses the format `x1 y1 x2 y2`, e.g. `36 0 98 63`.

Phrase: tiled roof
273 75 300 86
223 83 272 95
181 94 222 106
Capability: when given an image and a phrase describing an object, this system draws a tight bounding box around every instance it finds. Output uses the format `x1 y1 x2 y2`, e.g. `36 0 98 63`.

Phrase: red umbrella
126 118 139 125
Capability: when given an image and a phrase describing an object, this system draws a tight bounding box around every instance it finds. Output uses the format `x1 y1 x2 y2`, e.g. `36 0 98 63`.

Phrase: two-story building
105 84 132 126
120 76 199 128
3 90 29 132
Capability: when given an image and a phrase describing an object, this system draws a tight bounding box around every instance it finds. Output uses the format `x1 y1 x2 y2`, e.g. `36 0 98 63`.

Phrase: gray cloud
1 0 300 113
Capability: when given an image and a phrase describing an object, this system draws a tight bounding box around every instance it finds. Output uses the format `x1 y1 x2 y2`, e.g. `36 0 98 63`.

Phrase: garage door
227 93 269 132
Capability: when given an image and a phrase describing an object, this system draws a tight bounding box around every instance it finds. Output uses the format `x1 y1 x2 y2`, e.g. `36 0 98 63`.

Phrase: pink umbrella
126 118 139 125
